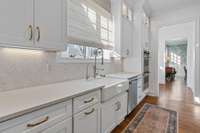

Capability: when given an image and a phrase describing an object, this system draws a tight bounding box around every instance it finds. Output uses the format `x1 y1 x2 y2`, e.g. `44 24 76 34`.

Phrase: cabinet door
34 0 65 51
115 92 128 124
0 0 33 47
74 105 100 133
121 18 133 57
101 98 117 133
41 118 72 133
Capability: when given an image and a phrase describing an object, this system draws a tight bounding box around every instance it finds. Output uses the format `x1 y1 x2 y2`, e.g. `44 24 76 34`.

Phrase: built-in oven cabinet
143 50 150 91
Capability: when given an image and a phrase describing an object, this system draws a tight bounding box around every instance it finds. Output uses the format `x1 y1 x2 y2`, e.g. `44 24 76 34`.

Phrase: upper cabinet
0 0 65 51
34 0 65 50
142 13 150 50
0 0 34 48
111 0 134 58
0 0 114 51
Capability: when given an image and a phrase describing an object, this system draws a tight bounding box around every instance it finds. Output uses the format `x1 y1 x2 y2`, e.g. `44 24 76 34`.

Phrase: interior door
0 0 33 47
34 0 65 51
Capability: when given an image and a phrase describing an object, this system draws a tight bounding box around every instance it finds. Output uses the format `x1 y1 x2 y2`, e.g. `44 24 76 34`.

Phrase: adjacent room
165 40 188 82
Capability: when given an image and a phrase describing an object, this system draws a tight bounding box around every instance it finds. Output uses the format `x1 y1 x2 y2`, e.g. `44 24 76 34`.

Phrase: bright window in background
100 16 113 46
59 1 116 62
81 3 97 30
170 52 181 65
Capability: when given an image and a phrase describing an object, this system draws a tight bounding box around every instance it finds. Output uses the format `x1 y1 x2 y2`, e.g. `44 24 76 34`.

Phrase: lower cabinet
0 101 73 133
74 104 100 133
137 78 145 104
101 92 128 133
41 118 72 133
0 90 128 133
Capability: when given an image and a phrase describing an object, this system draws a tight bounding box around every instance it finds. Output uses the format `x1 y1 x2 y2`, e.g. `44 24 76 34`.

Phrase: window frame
57 0 119 63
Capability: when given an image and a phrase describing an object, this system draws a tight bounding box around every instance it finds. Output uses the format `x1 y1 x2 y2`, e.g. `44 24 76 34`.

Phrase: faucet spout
93 48 104 78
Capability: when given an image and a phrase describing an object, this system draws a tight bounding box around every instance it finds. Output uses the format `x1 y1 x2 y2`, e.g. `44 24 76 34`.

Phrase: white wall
0 48 122 92
159 22 195 89
150 5 200 96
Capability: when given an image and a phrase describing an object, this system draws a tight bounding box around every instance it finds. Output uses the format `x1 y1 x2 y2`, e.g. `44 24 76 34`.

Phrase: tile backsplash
0 48 122 92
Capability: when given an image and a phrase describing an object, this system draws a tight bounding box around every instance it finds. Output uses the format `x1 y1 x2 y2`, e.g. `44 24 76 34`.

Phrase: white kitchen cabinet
142 12 150 50
41 118 72 133
115 92 128 124
137 77 145 104
34 0 65 51
111 0 134 58
101 92 128 133
0 0 33 48
121 18 133 57
0 100 72 133
0 0 65 51
73 90 101 114
74 105 100 133
101 97 117 133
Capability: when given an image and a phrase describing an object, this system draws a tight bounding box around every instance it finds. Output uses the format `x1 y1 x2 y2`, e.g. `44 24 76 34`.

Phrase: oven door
143 72 149 91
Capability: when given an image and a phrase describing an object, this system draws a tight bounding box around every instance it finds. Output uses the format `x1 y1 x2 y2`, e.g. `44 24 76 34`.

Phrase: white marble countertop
0 77 128 123
108 72 143 79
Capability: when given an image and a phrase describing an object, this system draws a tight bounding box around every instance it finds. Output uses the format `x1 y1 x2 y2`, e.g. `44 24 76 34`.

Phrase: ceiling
146 0 200 15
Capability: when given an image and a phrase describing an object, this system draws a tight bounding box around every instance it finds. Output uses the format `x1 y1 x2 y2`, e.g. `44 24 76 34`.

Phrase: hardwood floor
112 78 200 133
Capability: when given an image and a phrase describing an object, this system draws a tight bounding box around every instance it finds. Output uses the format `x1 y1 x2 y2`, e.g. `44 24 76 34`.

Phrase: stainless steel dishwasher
128 77 138 114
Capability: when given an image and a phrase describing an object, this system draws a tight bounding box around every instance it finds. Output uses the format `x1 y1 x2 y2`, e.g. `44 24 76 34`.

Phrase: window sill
56 57 115 64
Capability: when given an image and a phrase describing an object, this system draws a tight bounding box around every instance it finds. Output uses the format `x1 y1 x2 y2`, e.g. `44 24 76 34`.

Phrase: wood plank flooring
112 78 200 133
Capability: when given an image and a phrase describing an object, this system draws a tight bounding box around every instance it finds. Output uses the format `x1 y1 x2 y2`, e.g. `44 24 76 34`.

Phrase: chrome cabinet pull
36 26 40 42
84 98 94 103
27 116 49 128
85 108 95 115
28 25 33 41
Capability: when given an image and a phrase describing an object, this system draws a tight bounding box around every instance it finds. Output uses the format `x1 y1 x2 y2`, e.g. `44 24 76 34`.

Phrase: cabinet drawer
102 81 129 102
0 100 72 133
74 104 100 133
73 90 100 114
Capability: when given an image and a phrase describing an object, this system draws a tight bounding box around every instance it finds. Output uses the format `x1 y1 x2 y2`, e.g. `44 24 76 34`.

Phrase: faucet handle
85 63 91 80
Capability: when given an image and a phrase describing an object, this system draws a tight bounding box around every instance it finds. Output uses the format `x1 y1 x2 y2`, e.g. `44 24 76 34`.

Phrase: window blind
66 0 114 50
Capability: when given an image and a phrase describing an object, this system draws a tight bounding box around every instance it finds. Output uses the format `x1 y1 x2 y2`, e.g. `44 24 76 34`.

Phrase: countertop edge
0 85 104 123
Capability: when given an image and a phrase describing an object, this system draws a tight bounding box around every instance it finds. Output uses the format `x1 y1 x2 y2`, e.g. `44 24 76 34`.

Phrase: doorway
165 40 188 84
158 21 196 98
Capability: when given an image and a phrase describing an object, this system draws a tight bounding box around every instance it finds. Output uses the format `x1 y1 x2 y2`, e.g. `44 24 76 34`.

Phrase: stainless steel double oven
143 50 150 91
